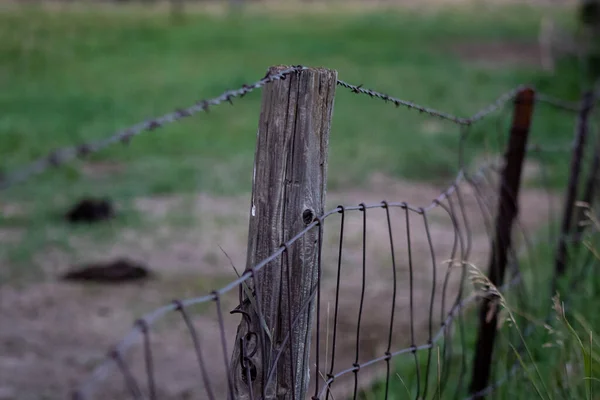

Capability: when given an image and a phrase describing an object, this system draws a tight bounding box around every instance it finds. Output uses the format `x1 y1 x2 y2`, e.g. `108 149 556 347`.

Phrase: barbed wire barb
0 65 307 191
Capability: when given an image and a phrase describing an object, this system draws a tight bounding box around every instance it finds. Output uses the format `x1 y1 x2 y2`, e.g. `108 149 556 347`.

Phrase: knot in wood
302 209 315 225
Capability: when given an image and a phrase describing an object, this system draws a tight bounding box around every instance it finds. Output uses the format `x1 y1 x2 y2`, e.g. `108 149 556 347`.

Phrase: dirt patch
0 173 561 400
0 204 26 245
64 197 115 224
0 228 24 245
60 258 154 283
447 40 543 69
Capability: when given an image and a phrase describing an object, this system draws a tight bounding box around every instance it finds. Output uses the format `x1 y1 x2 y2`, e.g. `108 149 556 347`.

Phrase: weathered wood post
469 87 535 397
229 66 337 400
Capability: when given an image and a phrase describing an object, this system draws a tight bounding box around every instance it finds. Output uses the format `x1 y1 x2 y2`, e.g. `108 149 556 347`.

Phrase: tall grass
461 203 600 399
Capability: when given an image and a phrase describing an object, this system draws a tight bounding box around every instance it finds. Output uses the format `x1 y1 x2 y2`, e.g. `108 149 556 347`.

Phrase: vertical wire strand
314 216 325 399
421 209 437 399
326 206 346 399
382 201 397 400
111 350 143 400
442 197 462 393
135 319 156 400
174 300 216 400
404 204 421 399
352 204 368 400
214 292 235 400
276 242 286 394
452 182 473 400
284 244 297 400
432 198 462 399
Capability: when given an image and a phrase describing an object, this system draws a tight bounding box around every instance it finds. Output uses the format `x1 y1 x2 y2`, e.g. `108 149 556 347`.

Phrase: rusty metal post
469 87 535 397
554 90 595 278
576 128 600 240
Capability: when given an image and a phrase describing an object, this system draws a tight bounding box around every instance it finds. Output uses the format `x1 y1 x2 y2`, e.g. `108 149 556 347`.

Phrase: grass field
0 2 582 198
0 1 583 267
0 2 597 399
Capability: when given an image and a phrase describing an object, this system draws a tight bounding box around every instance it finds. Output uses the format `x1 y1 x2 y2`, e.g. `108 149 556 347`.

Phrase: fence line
73 151 570 400
72 159 498 399
2 65 597 400
0 65 307 190
0 66 584 192
78 114 595 398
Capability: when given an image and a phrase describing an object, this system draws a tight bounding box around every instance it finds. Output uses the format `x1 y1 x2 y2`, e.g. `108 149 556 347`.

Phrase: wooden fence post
229 66 337 400
554 90 595 279
469 87 535 397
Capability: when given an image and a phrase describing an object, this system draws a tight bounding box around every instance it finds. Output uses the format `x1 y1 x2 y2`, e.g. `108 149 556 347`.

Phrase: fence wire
0 66 580 193
0 65 307 191
1 66 596 400
70 142 584 400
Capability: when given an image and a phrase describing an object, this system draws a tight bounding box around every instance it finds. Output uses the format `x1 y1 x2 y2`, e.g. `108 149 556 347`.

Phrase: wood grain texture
229 66 337 400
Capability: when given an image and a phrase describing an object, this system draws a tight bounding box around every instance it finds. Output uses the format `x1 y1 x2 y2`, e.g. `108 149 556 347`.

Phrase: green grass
1 2 599 398
0 2 585 201
360 212 600 399
0 2 587 275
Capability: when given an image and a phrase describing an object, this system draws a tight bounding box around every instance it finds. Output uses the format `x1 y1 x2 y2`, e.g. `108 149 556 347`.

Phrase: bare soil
0 166 560 400
0 0 578 16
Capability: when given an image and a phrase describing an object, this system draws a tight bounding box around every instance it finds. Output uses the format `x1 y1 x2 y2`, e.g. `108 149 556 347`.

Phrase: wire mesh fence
1 66 598 400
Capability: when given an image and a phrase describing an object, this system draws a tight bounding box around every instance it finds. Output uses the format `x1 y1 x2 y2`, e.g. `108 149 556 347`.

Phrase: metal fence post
469 87 535 397
554 90 595 278
228 66 337 400
576 116 599 240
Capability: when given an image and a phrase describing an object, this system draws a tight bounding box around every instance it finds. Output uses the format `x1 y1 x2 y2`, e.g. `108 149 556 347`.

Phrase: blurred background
1 0 599 399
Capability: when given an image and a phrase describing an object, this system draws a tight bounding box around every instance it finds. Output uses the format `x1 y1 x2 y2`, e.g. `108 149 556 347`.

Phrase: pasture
0 1 593 399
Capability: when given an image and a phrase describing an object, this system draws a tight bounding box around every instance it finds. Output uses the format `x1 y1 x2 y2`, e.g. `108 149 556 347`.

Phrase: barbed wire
336 80 525 126
536 93 582 112
337 81 582 126
0 65 308 191
0 66 582 192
